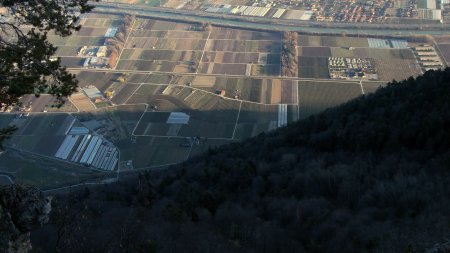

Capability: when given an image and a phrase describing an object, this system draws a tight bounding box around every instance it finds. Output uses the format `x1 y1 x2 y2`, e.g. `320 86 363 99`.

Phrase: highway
91 2 450 36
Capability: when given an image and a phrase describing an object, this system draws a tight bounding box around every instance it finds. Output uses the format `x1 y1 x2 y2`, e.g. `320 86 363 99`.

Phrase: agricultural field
0 151 99 190
352 48 415 60
189 75 297 104
362 82 387 94
437 44 450 65
298 47 332 57
60 57 86 68
295 37 422 81
133 93 241 138
114 19 210 73
79 18 123 28
111 83 143 105
233 102 279 140
298 35 370 48
70 92 96 111
197 28 281 76
328 47 421 81
372 59 422 81
55 46 81 57
4 12 438 189
48 35 106 47
188 139 237 158
74 71 123 92
76 104 146 142
298 80 363 119
298 57 330 78
6 114 75 156
121 137 190 168
113 19 283 76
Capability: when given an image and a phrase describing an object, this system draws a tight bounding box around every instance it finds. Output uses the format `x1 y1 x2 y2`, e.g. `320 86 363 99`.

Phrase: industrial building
167 112 190 124
104 27 118 37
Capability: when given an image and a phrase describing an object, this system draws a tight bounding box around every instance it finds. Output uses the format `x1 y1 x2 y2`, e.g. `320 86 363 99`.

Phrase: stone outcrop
0 184 51 253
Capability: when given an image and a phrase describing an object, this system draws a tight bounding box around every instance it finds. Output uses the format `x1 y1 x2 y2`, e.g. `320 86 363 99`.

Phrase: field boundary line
131 133 235 141
68 96 80 112
116 18 137 70
359 79 365 95
231 100 243 139
123 72 152 104
196 30 211 74
0 175 14 184
131 104 149 136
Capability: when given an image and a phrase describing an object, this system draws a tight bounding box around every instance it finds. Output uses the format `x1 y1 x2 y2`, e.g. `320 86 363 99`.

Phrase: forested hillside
32 69 450 253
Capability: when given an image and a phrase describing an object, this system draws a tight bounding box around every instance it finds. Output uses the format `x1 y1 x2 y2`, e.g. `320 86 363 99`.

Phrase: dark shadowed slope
32 68 450 253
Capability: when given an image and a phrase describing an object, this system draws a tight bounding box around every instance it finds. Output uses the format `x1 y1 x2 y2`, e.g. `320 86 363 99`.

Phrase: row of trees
281 31 298 77
107 15 136 68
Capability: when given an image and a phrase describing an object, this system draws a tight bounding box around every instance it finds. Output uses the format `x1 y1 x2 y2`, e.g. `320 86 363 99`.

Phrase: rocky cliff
0 184 51 253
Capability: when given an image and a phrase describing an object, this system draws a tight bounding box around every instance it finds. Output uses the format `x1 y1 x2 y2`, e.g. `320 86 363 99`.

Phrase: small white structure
69 127 89 135
105 27 118 38
167 112 190 124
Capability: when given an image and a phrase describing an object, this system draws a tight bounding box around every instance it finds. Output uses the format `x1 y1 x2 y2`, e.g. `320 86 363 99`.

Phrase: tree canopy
0 0 95 108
